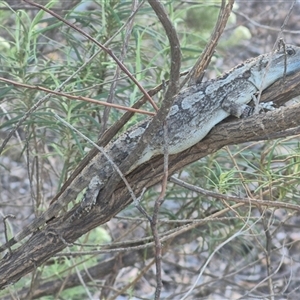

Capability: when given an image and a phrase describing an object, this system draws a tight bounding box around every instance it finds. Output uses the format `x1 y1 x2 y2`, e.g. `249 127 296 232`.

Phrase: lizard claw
259 101 275 111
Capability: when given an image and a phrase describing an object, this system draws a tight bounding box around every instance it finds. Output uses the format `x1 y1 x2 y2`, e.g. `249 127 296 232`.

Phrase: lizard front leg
221 95 275 118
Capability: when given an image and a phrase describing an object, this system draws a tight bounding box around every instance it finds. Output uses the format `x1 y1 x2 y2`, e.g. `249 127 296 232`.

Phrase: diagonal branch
1 71 300 287
183 0 235 87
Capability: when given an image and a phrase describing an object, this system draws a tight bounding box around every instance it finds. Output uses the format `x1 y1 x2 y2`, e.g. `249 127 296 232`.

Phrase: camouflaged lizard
1 43 300 253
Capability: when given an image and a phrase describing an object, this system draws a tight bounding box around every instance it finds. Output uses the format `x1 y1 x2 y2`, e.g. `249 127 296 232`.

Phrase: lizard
1 43 300 253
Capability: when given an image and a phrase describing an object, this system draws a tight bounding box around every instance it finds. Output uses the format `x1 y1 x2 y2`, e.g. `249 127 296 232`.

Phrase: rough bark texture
1 72 300 288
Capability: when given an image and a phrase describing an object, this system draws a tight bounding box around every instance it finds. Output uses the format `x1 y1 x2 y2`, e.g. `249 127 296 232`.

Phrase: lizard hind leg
68 175 103 223
237 101 275 118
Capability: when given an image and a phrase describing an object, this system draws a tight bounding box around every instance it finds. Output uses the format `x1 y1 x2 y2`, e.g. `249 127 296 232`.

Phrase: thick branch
1 73 300 287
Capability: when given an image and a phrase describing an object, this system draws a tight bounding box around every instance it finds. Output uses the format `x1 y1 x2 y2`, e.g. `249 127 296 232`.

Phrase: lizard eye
286 48 295 55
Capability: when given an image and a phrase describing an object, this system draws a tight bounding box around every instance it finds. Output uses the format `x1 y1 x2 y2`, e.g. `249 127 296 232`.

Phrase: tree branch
1 70 300 287
183 0 235 86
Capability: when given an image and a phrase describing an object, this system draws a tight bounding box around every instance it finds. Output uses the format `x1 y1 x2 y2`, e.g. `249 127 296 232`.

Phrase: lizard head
253 43 300 89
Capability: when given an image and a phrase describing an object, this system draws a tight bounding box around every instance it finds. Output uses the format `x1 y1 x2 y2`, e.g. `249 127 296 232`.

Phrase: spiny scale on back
1 43 300 253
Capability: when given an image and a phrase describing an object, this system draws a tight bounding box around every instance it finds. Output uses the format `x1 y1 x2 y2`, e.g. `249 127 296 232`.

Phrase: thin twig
233 9 300 35
262 208 275 300
148 0 181 100
100 0 144 136
54 204 248 256
0 77 154 116
183 0 235 87
169 176 300 212
150 121 169 299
